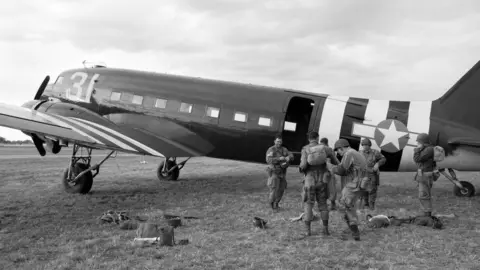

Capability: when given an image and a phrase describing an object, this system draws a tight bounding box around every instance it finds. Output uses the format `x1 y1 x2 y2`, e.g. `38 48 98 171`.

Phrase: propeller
34 75 50 100
30 75 51 156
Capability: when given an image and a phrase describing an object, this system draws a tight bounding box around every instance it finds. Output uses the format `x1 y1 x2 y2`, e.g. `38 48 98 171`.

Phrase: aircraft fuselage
38 66 480 173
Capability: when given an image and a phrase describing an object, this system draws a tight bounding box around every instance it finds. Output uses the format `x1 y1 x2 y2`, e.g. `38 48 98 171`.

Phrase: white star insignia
377 121 408 150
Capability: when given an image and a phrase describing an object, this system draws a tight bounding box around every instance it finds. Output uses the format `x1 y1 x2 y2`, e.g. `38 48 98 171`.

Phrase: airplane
0 60 478 197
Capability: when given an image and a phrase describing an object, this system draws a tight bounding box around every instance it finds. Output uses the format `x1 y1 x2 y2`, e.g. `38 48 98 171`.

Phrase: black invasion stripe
339 97 369 151
381 101 411 172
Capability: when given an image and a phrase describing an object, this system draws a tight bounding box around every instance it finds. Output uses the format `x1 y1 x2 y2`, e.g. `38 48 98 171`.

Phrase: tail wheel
453 181 475 197
62 163 93 194
157 160 180 181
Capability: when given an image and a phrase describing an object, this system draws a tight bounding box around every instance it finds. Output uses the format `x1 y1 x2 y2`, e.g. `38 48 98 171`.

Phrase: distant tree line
0 136 32 145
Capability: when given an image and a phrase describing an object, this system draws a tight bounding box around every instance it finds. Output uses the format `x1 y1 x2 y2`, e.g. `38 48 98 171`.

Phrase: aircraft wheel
157 160 180 181
62 163 93 194
453 181 475 197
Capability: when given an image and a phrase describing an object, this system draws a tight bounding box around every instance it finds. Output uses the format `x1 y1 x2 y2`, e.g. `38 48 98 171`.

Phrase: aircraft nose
21 100 41 109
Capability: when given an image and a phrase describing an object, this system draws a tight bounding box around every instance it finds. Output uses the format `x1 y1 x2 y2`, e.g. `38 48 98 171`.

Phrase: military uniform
266 145 293 209
299 141 339 236
413 133 435 216
328 139 368 241
320 142 340 210
359 142 386 210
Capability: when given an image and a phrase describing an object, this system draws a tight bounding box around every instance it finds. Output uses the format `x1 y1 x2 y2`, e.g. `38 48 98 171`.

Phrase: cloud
1 0 480 140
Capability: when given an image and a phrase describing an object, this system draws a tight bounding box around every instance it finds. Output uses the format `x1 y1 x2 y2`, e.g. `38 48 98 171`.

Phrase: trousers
302 169 329 222
338 171 367 226
361 172 379 206
267 169 287 204
417 173 433 212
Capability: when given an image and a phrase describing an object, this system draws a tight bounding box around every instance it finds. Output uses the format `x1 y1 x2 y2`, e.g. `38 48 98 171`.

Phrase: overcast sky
1 0 480 140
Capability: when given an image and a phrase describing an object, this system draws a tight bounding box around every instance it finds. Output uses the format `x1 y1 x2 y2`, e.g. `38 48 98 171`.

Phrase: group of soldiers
265 131 436 241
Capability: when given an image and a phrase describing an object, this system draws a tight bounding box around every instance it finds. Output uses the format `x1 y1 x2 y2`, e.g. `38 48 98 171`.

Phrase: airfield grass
0 147 479 269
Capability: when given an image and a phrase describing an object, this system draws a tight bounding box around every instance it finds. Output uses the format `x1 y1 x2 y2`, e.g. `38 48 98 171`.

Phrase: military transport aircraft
0 60 478 197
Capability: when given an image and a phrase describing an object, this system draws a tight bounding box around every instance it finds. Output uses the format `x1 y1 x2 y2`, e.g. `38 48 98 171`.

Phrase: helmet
361 138 372 146
308 131 319 140
253 217 267 229
416 133 430 144
334 139 350 151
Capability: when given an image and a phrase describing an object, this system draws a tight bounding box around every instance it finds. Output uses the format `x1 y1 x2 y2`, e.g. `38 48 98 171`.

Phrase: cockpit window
55 76 64 85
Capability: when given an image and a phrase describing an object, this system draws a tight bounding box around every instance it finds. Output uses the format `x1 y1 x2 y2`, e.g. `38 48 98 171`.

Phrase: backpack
306 144 327 165
433 146 445 162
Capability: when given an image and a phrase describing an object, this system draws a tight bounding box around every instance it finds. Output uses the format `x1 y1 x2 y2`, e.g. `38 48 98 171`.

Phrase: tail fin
435 60 480 130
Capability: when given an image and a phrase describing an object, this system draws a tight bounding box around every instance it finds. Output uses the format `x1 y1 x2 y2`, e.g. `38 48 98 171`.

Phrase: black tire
157 160 180 181
453 181 475 197
62 163 93 194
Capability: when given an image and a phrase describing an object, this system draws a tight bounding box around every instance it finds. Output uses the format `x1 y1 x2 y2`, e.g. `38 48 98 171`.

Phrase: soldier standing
298 132 338 236
326 138 367 241
359 138 386 210
266 134 294 210
413 133 435 217
320 137 340 210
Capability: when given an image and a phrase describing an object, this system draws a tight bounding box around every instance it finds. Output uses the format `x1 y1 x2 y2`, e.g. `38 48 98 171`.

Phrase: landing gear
61 144 115 194
46 139 62 154
156 157 190 181
439 168 476 197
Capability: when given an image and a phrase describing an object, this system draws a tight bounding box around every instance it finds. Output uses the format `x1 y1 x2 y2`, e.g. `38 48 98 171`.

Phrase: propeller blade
34 75 50 100
31 134 46 156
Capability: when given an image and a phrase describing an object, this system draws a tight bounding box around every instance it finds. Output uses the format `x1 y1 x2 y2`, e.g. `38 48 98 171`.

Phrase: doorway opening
282 96 315 155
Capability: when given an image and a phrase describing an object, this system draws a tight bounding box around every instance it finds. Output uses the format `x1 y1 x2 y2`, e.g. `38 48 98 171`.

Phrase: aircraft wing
0 102 148 154
448 137 480 148
0 102 215 158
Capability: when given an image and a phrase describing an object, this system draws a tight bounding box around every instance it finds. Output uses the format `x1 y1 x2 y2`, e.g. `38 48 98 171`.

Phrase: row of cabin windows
109 91 276 128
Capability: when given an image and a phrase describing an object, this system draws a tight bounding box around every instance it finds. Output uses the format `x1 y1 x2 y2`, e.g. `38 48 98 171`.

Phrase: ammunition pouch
416 169 440 182
266 165 283 176
322 170 332 184
266 167 273 177
345 168 370 191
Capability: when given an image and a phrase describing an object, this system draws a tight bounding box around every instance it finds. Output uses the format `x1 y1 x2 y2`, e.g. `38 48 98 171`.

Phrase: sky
1 0 480 140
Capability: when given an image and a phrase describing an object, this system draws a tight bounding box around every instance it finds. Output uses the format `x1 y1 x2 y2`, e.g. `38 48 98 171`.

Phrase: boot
369 202 375 211
270 202 275 210
364 201 370 209
330 201 337 211
343 213 350 225
274 202 279 209
304 221 311 236
349 224 360 241
322 220 330 235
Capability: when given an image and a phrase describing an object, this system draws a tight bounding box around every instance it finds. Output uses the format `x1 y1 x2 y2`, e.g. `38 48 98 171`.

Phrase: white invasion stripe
61 117 138 152
398 101 433 171
33 111 104 145
72 118 165 157
360 99 390 151
318 95 349 147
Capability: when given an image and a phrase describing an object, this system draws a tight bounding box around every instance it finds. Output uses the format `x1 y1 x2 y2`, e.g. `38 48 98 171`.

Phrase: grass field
0 146 479 269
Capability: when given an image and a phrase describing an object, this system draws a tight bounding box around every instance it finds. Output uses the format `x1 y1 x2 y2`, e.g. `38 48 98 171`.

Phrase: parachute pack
434 145 445 162
306 144 327 165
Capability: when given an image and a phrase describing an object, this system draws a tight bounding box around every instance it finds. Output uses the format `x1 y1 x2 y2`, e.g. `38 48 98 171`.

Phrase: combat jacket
413 145 435 172
360 149 386 172
266 145 293 170
330 148 367 183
